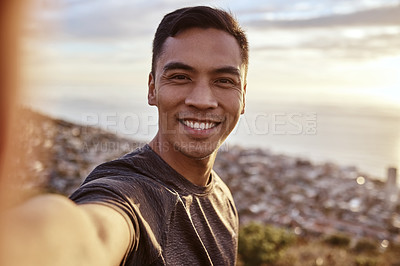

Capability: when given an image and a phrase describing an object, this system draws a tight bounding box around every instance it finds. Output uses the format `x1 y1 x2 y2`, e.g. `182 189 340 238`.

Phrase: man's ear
241 82 247 115
148 72 157 106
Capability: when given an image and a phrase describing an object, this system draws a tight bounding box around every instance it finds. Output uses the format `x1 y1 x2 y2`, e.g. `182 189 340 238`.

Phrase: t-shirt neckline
142 144 215 196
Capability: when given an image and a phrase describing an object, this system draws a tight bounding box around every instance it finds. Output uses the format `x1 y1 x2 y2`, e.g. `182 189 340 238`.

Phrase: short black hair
151 6 249 78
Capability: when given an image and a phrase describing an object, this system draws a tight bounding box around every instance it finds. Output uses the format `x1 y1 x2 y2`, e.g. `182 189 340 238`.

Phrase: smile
181 120 218 130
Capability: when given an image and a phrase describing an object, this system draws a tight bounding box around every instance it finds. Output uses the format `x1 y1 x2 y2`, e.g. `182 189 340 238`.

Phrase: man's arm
0 194 131 266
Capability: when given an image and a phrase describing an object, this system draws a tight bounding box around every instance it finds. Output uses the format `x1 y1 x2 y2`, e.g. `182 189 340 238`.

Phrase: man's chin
173 142 218 160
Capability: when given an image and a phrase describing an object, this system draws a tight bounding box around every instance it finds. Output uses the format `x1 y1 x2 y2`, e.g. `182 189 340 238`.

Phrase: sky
22 0 400 109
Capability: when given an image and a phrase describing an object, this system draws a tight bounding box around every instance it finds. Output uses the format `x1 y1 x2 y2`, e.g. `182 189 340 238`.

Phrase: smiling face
148 27 246 161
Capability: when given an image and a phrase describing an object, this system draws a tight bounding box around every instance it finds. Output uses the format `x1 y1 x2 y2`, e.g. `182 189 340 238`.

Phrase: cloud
26 0 400 41
244 4 400 62
23 0 400 69
252 25 400 55
303 30 400 60
246 4 400 28
26 0 174 40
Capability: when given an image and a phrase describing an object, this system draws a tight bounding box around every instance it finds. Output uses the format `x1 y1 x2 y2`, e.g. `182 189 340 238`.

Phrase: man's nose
184 81 218 110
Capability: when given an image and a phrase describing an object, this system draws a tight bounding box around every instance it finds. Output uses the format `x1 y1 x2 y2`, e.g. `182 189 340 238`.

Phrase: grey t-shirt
69 144 238 265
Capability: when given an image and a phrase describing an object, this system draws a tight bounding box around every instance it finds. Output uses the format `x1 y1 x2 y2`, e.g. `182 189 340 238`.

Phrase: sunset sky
22 0 400 109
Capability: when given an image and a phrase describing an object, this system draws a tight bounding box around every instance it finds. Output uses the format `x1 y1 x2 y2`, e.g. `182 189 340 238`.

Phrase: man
0 6 248 266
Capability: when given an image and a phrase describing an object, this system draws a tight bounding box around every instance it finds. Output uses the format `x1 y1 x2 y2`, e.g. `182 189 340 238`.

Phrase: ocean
25 84 400 181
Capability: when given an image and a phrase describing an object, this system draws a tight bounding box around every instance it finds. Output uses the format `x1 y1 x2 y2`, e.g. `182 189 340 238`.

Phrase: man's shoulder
70 144 178 204
71 145 176 199
86 145 154 180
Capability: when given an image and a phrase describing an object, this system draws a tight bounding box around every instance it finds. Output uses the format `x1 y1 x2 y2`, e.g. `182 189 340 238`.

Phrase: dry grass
274 237 400 266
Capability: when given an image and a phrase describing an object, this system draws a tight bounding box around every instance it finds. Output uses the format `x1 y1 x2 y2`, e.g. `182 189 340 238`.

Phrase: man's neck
149 138 217 187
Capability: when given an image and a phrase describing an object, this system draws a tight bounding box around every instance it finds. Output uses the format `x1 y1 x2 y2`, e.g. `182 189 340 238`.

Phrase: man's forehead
166 28 239 52
158 28 243 70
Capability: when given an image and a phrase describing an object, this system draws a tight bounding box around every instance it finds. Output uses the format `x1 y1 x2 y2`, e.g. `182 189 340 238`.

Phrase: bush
354 256 378 266
353 238 378 254
323 233 351 248
238 222 295 266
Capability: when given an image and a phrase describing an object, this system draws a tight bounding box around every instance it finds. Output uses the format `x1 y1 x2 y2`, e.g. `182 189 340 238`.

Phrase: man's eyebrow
213 66 241 77
163 62 194 72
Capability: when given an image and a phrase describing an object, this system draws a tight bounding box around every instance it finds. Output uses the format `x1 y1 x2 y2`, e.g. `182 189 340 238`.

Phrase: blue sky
23 0 400 108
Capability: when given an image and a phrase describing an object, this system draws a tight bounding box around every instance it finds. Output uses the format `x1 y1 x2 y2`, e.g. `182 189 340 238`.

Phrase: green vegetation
354 256 378 266
238 222 294 266
238 223 400 266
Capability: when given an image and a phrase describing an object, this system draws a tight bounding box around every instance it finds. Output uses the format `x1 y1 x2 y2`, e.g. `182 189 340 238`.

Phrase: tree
238 222 294 266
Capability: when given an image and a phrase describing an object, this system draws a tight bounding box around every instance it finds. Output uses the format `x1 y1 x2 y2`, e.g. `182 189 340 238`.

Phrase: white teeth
183 120 216 130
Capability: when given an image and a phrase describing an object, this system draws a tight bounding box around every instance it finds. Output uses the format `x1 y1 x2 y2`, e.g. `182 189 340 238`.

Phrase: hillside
9 109 400 243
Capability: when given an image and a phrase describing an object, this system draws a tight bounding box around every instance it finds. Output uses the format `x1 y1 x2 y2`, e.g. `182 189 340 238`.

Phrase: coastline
26 91 400 180
12 108 400 242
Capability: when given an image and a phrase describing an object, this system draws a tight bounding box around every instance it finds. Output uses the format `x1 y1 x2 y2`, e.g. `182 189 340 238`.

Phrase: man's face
148 27 246 160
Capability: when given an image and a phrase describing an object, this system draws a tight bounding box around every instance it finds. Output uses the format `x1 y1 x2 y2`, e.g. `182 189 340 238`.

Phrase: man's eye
216 78 234 85
172 75 189 80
